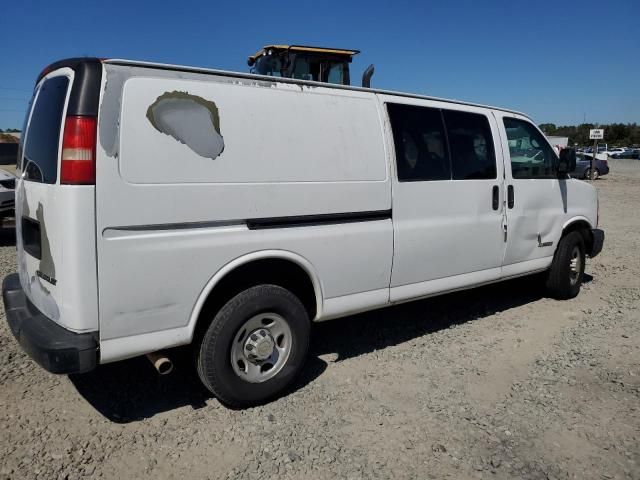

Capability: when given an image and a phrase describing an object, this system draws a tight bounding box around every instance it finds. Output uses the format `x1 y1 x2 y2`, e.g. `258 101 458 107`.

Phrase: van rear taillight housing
61 116 97 185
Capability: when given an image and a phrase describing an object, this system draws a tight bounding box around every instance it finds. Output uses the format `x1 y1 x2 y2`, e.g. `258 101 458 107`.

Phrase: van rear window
23 76 69 184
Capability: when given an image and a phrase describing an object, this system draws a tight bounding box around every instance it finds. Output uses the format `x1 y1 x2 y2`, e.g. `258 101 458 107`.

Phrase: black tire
545 231 585 299
584 168 599 180
196 284 310 408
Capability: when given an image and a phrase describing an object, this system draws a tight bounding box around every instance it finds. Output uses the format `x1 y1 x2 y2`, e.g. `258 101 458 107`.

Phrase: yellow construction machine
248 45 374 87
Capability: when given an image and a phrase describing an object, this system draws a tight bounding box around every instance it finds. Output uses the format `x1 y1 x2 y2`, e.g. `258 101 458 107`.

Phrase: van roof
44 58 530 119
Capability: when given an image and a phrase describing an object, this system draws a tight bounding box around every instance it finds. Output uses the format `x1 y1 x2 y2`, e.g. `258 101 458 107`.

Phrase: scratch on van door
113 303 181 326
36 202 55 278
29 275 60 320
21 203 60 321
146 91 225 159
99 69 127 158
16 182 30 298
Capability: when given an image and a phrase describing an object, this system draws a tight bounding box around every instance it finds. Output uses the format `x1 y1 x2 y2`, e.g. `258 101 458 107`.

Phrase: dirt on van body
0 160 639 480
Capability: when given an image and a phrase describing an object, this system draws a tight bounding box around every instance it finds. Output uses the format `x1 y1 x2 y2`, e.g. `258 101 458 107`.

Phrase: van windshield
22 76 69 184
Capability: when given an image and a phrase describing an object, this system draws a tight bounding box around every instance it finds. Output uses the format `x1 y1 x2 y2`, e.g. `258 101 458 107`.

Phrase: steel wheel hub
244 329 275 361
230 313 293 383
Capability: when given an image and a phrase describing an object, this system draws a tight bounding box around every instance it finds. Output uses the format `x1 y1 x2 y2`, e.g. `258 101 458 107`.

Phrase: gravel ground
1 161 639 480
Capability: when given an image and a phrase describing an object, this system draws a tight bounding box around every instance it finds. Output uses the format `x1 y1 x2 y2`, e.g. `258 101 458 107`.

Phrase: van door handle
507 185 514 209
492 186 499 210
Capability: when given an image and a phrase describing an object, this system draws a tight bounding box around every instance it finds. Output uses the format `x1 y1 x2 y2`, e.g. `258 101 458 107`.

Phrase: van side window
443 110 497 180
387 103 450 181
503 118 558 179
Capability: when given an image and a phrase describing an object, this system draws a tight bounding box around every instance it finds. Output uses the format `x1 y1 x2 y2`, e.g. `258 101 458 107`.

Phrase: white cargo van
3 58 604 407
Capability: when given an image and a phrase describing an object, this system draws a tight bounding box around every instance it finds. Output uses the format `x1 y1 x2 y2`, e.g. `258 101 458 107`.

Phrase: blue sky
1 0 638 129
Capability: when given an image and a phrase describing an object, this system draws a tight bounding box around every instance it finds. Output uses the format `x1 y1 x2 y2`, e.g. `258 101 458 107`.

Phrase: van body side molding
103 210 392 236
246 209 392 230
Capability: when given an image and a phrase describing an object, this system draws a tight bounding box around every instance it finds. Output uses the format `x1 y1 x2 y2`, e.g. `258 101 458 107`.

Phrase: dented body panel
493 111 598 274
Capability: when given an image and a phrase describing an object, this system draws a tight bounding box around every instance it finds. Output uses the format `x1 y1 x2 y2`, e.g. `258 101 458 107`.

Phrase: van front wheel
545 231 585 299
196 285 310 407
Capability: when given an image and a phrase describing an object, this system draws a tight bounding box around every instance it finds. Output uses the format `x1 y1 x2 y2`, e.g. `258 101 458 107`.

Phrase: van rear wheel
196 284 310 407
545 231 585 299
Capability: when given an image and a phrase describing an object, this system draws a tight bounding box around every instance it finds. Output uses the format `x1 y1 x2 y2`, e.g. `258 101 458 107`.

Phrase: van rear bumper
2 273 98 374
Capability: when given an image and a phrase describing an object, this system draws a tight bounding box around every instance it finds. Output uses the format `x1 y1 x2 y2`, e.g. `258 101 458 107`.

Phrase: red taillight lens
61 116 96 184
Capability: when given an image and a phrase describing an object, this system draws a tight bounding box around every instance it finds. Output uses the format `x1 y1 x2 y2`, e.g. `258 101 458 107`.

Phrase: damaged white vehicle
3 58 604 407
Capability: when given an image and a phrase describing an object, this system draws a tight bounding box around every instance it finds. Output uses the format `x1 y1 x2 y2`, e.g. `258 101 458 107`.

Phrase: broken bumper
589 229 605 258
2 273 98 374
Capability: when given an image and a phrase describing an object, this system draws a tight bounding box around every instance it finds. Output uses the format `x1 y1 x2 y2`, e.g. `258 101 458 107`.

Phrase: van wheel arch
190 255 321 344
560 220 593 256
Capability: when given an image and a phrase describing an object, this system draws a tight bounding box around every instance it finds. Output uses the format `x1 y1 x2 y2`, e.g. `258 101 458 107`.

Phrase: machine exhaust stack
362 64 375 88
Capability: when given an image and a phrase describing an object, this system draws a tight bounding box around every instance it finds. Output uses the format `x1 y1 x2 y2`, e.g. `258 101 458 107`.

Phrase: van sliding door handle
492 185 499 210
507 185 514 209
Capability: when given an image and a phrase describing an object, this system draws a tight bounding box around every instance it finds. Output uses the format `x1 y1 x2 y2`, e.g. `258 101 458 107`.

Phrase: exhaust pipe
362 64 375 88
146 351 173 375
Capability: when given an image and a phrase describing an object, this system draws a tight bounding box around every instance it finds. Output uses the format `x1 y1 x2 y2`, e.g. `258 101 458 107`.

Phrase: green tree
539 123 638 147
539 123 557 134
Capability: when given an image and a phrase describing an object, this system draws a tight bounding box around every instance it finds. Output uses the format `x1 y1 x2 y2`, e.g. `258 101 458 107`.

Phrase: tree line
539 123 640 147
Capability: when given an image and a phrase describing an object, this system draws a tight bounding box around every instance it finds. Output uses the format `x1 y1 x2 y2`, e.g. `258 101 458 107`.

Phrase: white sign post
589 129 604 180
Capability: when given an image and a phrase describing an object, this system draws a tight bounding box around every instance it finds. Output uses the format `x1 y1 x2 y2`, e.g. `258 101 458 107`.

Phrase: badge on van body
36 270 57 286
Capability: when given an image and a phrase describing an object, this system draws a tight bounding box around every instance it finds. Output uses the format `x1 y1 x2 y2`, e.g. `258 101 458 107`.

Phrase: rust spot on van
146 91 224 159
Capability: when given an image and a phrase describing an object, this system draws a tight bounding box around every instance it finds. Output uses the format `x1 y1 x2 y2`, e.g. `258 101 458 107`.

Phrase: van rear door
16 60 101 333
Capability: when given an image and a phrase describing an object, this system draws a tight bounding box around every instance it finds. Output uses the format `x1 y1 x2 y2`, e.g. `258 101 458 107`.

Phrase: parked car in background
610 150 639 159
602 148 628 157
0 169 16 218
572 155 609 180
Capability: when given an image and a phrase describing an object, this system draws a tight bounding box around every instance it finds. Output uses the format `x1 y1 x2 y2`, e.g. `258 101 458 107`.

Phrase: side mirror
558 148 576 175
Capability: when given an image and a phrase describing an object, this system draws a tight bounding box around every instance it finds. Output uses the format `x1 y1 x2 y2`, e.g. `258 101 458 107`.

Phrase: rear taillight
61 116 96 184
